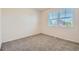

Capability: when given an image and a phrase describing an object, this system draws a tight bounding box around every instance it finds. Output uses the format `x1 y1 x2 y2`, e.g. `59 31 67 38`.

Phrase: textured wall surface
41 8 79 43
2 8 40 42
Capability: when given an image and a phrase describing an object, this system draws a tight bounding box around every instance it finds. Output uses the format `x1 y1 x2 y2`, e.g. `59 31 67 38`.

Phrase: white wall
2 8 79 43
2 8 40 42
0 8 2 48
41 8 79 43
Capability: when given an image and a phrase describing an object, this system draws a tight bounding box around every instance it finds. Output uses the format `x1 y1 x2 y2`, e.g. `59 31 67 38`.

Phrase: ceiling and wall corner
34 8 49 12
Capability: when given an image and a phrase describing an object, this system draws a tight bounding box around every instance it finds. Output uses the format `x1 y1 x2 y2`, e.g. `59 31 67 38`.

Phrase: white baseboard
42 33 79 44
3 33 40 43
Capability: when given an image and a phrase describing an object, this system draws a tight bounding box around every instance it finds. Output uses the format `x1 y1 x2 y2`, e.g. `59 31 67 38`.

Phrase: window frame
48 8 74 28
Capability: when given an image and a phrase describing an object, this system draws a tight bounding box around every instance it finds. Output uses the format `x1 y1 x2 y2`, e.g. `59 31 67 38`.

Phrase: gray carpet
1 33 79 51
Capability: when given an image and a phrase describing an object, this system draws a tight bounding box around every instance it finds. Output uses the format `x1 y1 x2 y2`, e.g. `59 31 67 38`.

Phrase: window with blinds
48 8 73 27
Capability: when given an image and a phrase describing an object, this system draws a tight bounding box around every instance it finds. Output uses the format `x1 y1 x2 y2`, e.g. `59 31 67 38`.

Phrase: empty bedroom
0 8 79 51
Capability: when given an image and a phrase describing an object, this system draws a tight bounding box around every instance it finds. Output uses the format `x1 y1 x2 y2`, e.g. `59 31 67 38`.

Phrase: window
48 8 73 27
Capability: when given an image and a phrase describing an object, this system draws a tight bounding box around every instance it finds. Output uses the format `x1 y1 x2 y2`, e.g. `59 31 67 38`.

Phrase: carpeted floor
1 33 79 51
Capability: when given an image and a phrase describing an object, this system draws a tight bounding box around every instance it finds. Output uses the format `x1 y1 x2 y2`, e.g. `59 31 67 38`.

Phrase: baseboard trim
2 33 42 43
41 33 79 45
2 33 79 46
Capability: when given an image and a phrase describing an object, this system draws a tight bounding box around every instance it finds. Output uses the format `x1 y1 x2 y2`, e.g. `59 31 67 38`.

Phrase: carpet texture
1 34 79 51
